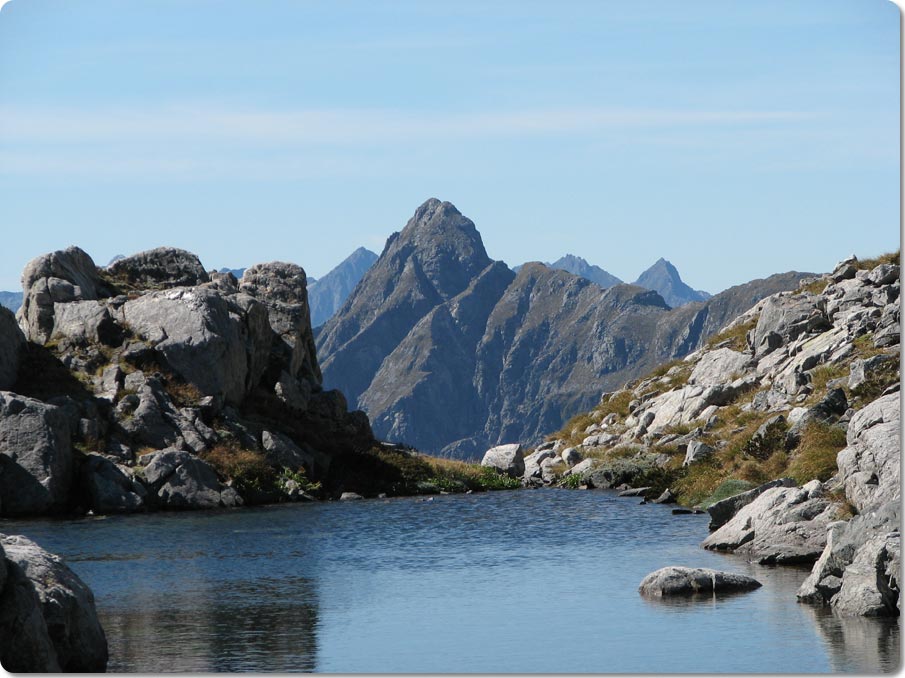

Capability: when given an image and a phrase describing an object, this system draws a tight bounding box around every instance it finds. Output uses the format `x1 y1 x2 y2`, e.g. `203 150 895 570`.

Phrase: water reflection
102 576 319 672
803 604 901 674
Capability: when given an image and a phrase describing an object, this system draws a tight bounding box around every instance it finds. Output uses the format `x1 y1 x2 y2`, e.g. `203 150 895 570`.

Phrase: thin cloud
0 104 815 147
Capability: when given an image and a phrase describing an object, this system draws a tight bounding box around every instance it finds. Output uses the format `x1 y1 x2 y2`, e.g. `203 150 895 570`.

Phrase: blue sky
0 0 899 293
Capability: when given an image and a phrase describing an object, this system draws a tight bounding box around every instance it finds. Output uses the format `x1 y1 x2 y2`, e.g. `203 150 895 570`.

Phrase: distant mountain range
308 247 378 327
317 198 808 459
0 291 22 312
515 254 710 307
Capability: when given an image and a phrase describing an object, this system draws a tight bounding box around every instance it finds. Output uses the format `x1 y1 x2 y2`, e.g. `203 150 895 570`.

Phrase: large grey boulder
638 567 761 597
688 348 751 387
523 448 556 479
0 392 72 516
0 542 61 672
1 534 108 671
106 246 210 289
122 287 270 405
0 306 23 389
753 292 830 357
17 246 111 344
706 477 796 530
50 300 123 348
836 392 900 513
702 482 839 564
140 448 243 510
481 443 525 478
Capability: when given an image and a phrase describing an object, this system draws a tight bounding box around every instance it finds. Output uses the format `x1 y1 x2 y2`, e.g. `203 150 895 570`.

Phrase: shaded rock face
106 247 210 289
308 247 379 327
632 258 710 308
318 198 808 458
638 566 761 597
240 261 322 386
0 392 72 515
0 306 23 389
141 448 242 510
0 534 108 672
2 245 374 516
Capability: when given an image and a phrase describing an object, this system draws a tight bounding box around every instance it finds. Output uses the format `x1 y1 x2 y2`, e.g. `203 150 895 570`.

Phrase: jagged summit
633 257 711 308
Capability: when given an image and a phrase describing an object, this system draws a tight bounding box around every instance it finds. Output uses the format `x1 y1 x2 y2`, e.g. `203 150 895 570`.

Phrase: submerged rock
639 566 761 597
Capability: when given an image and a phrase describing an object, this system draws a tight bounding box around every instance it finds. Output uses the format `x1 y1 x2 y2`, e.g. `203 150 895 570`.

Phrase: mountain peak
633 258 709 308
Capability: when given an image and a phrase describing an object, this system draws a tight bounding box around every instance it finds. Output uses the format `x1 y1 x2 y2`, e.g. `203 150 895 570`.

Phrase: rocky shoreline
480 254 900 619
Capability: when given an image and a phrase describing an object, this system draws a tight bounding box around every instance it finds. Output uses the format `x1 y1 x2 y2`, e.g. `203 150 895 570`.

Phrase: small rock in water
639 566 762 597
339 492 364 501
618 486 651 497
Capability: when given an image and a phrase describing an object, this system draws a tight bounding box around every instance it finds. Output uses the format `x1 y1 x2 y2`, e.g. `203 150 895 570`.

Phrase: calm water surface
3 489 899 673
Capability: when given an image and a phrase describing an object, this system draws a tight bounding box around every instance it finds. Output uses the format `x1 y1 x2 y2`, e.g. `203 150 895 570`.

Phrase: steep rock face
0 392 72 515
633 258 710 308
546 254 622 289
0 306 23 389
360 261 515 453
240 261 321 386
318 199 810 457
308 247 378 327
836 392 900 513
317 199 492 408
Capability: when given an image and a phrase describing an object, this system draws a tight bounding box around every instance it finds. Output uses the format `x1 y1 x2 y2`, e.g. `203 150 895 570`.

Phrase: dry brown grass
787 422 847 484
202 444 276 492
706 317 757 352
853 251 900 271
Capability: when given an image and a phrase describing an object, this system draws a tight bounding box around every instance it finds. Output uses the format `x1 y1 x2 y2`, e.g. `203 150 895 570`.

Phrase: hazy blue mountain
0 291 22 312
308 247 378 327
633 258 711 308
548 254 622 289
512 254 621 289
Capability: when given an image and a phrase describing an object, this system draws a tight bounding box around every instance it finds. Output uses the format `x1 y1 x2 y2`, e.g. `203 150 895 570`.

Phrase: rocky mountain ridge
317 198 810 458
490 252 900 618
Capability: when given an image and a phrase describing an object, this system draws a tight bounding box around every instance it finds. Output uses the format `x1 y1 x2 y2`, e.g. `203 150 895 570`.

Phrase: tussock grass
787 422 847 484
853 251 900 271
202 444 276 494
706 317 757 352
